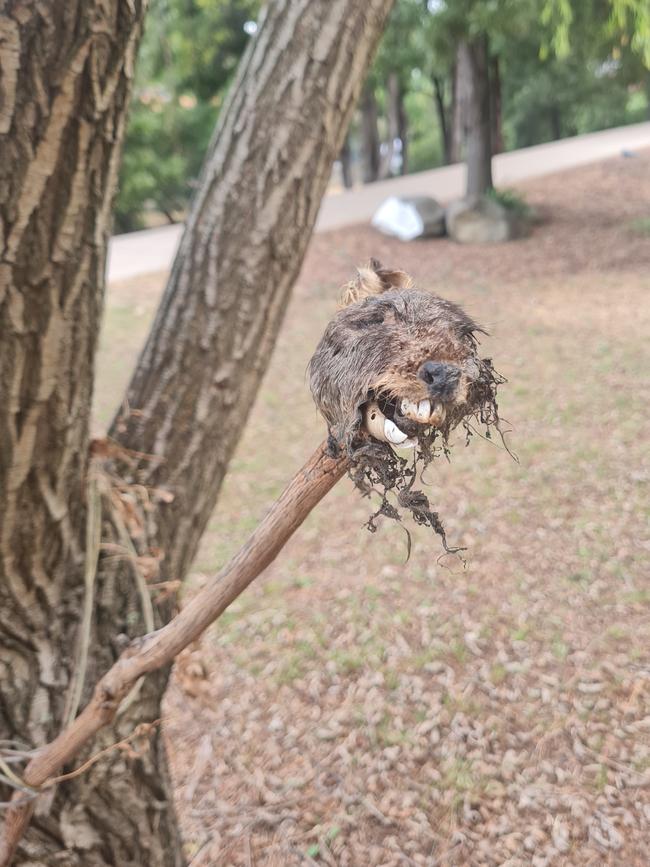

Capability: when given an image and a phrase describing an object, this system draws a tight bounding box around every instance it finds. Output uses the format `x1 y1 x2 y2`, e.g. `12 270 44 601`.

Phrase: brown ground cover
98 151 650 866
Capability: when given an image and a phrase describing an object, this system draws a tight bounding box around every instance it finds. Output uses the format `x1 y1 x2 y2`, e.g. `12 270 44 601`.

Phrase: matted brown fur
309 261 505 551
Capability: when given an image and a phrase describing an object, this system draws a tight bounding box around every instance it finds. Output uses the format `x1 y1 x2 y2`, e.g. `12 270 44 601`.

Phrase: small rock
446 195 530 244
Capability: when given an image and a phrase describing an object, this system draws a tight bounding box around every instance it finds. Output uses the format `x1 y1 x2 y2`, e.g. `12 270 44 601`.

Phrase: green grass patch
628 216 650 235
486 186 533 218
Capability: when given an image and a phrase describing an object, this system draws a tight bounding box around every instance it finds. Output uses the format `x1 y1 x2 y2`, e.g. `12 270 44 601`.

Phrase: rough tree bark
0 3 180 865
359 84 381 183
0 0 395 864
458 35 493 198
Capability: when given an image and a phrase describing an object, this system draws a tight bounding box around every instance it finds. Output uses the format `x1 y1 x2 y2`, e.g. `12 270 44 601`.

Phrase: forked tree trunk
459 35 493 199
359 84 381 182
0 0 395 865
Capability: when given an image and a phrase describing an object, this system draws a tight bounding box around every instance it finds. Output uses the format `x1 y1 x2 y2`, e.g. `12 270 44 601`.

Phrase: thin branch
109 501 157 717
0 442 347 867
62 468 103 728
46 721 160 787
112 512 155 634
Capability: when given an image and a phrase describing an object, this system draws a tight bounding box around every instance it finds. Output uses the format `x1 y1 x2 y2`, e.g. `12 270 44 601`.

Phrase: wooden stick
0 442 347 866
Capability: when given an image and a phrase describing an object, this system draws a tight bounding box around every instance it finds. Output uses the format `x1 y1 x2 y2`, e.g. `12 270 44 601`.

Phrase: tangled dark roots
347 356 509 558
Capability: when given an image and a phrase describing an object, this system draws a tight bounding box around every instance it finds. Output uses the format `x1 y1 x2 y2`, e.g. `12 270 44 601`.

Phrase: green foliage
372 0 428 88
610 0 650 66
485 187 532 217
116 0 650 229
403 83 444 172
115 0 259 231
501 35 646 148
154 0 259 100
116 95 217 232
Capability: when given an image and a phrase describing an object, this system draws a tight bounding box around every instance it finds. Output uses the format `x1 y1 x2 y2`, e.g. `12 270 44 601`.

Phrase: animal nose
417 361 461 400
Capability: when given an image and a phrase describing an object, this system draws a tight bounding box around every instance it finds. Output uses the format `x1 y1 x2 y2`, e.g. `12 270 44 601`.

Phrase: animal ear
338 259 415 308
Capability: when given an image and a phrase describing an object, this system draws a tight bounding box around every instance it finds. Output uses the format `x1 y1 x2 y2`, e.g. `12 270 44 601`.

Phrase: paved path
107 122 650 282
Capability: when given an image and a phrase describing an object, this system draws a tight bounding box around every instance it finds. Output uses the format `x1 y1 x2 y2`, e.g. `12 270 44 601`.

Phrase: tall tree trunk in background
359 84 381 183
0 0 395 864
550 105 562 140
459 35 493 199
451 55 466 164
489 55 503 155
339 134 354 188
383 71 407 176
433 74 452 164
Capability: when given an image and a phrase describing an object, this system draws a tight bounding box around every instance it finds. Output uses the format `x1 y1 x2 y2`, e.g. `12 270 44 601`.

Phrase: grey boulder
446 196 530 244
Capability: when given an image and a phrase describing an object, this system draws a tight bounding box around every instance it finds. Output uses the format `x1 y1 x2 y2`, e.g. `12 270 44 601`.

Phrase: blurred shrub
115 0 258 232
115 96 217 233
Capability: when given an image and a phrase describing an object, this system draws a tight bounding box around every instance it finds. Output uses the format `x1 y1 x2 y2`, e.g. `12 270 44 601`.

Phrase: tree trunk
550 104 562 140
359 84 381 183
0 0 395 864
339 134 354 188
489 55 503 155
450 51 471 163
382 71 407 176
459 35 493 199
0 2 184 865
432 74 452 164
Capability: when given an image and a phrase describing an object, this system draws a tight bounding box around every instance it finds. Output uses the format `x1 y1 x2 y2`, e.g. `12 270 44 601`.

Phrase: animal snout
417 361 461 400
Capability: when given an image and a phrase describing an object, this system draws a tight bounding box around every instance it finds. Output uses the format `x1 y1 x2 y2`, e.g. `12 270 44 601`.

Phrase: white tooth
363 401 388 441
384 419 409 444
397 437 417 450
416 399 431 421
429 403 446 426
400 398 419 420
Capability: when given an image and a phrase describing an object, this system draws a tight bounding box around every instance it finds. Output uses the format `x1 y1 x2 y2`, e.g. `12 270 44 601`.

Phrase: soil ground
98 152 650 866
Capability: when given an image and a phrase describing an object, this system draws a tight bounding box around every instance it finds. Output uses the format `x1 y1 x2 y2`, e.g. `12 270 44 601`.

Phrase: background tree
372 0 426 177
0 1 395 864
358 82 382 183
423 0 539 197
422 0 650 199
115 0 650 219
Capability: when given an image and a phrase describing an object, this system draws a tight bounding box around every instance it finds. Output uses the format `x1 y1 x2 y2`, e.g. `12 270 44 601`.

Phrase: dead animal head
309 260 506 553
310 260 499 452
